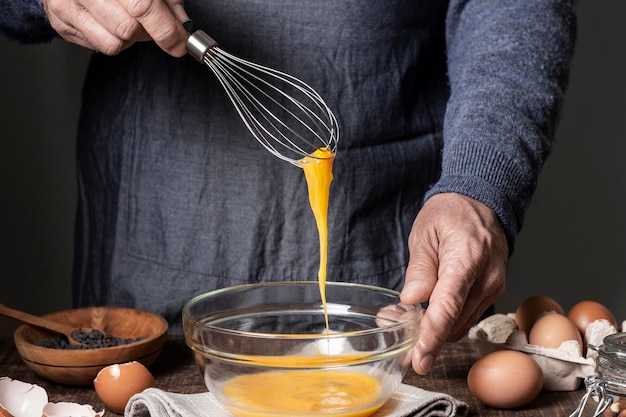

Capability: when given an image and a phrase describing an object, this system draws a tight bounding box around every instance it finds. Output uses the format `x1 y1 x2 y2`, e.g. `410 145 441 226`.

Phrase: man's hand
42 0 189 56
401 193 508 374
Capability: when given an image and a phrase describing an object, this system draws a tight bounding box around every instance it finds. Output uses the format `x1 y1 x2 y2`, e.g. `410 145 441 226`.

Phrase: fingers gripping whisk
186 30 339 166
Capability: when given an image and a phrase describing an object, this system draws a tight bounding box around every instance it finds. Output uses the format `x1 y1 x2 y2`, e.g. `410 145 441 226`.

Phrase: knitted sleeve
0 0 56 43
425 0 577 252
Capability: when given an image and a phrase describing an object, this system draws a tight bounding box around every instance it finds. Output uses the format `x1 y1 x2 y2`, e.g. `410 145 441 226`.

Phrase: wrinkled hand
400 193 508 375
42 0 190 56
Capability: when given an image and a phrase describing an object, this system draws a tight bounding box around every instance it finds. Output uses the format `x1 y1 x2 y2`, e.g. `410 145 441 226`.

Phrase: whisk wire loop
208 51 314 159
187 30 338 166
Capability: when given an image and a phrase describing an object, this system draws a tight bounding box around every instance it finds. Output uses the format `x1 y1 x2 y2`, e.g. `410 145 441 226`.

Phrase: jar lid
598 332 626 364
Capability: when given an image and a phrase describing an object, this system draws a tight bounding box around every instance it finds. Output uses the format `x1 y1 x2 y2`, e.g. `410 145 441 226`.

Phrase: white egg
0 377 48 417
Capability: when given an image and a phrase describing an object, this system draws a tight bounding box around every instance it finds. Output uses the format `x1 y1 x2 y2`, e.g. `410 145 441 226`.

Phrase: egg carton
468 313 623 391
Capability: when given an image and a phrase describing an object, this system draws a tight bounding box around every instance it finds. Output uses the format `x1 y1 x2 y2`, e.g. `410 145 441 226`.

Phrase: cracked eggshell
94 361 155 414
0 377 48 417
42 402 103 417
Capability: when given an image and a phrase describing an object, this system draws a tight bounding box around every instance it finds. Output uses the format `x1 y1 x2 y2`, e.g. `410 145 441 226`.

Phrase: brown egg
94 361 155 414
467 350 543 409
528 312 582 353
567 300 618 336
514 295 564 336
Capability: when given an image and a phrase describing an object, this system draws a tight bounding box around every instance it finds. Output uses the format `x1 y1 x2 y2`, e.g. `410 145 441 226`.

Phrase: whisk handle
187 30 219 62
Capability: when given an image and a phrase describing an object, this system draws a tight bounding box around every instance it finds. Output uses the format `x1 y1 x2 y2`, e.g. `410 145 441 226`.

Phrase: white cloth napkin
125 384 468 417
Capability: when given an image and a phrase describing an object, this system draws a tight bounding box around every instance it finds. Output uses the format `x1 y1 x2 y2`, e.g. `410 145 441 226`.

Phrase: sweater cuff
0 0 57 43
424 140 529 254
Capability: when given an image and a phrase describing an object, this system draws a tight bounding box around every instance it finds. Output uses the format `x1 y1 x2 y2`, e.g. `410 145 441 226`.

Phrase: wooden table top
0 335 595 416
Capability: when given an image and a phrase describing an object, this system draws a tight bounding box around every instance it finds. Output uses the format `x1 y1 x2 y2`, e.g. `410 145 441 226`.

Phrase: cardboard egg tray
468 313 623 391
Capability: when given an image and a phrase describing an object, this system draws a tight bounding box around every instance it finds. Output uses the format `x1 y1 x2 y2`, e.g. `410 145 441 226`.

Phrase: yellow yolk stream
298 147 334 330
222 148 384 417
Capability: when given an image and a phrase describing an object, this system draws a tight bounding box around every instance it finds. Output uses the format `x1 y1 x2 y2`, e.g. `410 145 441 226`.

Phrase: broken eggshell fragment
0 377 102 417
94 361 155 414
0 377 48 417
42 402 103 417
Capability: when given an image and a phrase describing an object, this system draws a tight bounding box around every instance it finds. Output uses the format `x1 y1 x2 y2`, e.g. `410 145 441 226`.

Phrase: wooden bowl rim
14 306 168 356
17 342 165 369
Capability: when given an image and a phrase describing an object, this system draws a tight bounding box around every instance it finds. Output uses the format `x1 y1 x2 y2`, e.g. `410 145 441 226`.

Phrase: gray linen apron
73 0 449 331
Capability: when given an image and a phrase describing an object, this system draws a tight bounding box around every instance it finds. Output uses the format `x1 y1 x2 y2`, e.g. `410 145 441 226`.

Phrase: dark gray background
1 1 624 336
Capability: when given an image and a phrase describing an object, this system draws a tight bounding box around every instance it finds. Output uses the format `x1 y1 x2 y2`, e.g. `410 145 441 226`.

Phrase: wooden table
0 336 594 416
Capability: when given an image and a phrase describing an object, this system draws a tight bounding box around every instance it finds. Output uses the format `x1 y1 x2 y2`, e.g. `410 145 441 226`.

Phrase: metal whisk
186 30 339 166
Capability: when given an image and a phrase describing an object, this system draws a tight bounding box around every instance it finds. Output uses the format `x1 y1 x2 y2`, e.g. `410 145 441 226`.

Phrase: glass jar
570 333 626 417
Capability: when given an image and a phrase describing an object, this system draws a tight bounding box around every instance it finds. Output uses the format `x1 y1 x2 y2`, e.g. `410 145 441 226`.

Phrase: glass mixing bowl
183 281 422 417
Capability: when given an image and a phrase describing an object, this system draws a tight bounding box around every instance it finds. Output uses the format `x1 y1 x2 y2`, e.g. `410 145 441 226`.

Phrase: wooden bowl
13 306 168 385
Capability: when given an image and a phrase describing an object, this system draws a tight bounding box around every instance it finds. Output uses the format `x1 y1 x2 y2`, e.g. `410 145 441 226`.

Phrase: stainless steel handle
186 30 219 62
